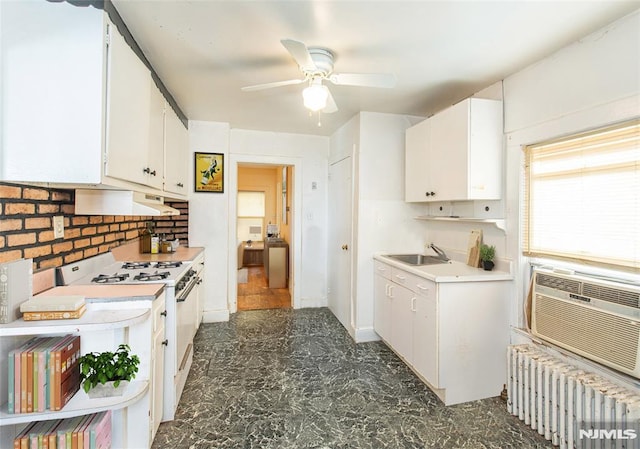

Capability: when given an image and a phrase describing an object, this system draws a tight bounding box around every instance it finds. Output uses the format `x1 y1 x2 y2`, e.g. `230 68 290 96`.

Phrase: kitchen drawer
374 260 392 280
391 267 435 297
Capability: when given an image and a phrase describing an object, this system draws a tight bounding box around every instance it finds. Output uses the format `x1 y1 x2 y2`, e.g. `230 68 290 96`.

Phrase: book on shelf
30 337 54 413
20 295 86 313
13 421 36 449
56 335 81 411
8 336 39 413
13 411 112 449
7 335 81 414
73 413 93 449
89 410 112 449
20 338 44 413
22 305 87 321
50 335 75 412
57 415 85 449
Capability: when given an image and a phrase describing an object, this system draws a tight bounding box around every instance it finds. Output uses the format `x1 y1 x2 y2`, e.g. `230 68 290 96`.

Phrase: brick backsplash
0 182 189 270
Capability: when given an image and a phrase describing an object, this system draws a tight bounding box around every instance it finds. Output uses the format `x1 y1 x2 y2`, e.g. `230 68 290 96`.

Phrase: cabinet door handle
416 284 429 291
177 182 184 187
388 285 394 298
160 310 167 317
150 170 157 176
385 284 389 296
395 274 406 281
161 339 169 346
143 167 151 174
411 297 417 312
377 266 386 272
341 244 349 250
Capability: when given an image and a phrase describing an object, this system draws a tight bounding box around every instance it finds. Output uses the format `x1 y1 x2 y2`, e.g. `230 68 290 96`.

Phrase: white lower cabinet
373 271 391 342
150 295 166 442
412 283 438 387
373 259 509 405
389 280 414 362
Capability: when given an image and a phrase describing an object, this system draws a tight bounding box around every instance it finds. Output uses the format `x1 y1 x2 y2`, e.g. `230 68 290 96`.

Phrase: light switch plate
53 215 64 239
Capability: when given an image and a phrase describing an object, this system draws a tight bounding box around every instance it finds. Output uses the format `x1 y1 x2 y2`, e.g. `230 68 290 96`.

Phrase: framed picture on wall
195 152 224 193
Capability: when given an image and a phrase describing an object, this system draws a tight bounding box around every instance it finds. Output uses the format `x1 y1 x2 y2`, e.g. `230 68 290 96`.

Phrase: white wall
418 9 640 340
503 9 640 333
188 121 231 322
354 112 429 337
189 123 330 320
328 112 426 341
229 129 330 311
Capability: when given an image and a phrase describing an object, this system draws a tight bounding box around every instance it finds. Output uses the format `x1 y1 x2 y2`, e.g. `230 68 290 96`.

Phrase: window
523 119 640 271
237 191 265 241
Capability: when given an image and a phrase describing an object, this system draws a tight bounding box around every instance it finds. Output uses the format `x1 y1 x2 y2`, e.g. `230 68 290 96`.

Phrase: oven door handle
176 279 198 302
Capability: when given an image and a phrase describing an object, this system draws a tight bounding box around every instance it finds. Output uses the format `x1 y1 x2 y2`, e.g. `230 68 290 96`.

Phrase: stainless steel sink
386 254 448 265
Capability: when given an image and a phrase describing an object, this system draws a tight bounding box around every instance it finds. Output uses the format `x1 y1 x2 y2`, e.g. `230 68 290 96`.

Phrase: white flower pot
86 380 130 398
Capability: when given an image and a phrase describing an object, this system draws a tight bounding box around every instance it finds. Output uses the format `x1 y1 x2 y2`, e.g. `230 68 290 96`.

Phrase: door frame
227 153 303 313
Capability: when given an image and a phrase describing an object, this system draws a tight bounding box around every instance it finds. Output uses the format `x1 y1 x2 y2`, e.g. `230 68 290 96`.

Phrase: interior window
237 191 266 241
523 119 640 272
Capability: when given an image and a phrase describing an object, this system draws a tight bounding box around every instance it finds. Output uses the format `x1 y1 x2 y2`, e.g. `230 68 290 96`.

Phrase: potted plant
79 344 140 398
480 244 496 271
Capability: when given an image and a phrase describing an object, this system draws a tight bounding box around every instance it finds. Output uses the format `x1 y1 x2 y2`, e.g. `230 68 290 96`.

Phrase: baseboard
353 327 381 343
202 309 230 323
296 297 328 309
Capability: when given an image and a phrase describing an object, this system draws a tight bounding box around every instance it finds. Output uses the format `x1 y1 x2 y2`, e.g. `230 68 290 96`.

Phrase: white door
328 156 352 331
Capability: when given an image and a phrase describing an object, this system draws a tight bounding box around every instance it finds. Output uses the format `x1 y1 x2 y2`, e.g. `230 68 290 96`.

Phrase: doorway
235 163 293 311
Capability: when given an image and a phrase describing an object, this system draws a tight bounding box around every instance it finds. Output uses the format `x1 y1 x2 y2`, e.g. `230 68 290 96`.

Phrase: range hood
74 189 180 216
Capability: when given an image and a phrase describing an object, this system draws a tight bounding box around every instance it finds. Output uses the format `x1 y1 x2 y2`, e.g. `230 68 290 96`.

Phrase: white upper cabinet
104 25 154 188
0 1 105 184
405 98 503 202
405 118 432 202
163 105 189 197
0 1 185 198
147 82 166 191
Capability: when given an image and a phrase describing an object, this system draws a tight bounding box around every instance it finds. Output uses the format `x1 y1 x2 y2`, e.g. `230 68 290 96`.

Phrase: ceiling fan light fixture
302 83 329 111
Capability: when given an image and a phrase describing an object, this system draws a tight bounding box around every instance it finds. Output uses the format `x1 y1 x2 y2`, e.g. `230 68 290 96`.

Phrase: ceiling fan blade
241 79 304 92
323 88 338 113
281 39 318 72
329 72 396 88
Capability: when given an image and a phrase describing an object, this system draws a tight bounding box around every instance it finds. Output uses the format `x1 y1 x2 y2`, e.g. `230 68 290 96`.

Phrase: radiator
507 345 640 449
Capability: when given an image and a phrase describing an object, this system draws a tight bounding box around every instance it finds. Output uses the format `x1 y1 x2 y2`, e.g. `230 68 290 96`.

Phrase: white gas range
58 252 202 422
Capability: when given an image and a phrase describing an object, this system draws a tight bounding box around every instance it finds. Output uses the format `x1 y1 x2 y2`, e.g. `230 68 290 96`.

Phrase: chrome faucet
428 243 449 261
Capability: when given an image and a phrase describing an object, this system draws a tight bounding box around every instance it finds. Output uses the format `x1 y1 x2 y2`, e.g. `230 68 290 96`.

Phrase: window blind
237 191 265 217
523 119 640 272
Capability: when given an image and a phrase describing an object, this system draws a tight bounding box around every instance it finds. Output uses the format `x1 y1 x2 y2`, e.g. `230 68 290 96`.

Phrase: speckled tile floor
152 308 553 449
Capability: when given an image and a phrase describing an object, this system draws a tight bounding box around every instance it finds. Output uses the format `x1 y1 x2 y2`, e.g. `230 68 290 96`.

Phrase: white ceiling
112 1 639 136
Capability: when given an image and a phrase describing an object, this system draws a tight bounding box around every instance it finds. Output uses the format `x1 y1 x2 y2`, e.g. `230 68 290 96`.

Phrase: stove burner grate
134 271 171 281
92 273 130 283
121 262 151 270
154 261 183 269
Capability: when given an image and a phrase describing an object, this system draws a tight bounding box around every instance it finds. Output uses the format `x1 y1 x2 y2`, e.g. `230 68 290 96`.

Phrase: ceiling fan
241 39 396 113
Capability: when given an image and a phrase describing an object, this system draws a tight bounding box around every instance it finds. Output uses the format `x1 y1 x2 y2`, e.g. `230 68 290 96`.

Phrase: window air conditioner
531 268 640 379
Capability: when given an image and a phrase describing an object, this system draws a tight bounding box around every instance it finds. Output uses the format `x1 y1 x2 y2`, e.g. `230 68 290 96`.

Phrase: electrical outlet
53 215 64 239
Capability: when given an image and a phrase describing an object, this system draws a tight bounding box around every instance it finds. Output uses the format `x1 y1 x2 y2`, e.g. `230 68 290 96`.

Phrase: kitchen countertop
111 242 204 263
34 284 165 303
374 253 513 283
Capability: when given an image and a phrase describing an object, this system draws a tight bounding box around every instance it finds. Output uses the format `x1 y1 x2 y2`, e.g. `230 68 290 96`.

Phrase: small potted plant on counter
79 344 140 398
480 244 496 271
